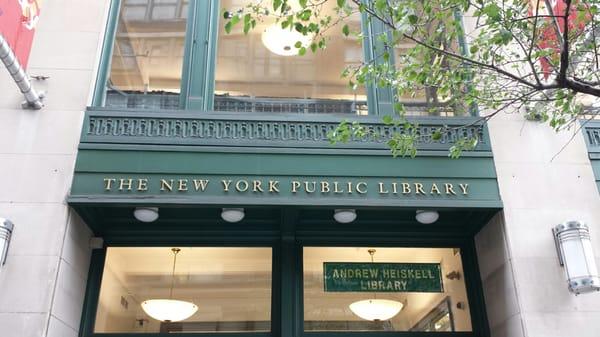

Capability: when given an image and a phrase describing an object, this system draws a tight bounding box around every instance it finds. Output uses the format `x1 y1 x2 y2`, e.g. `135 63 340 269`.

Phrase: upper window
95 0 472 117
102 0 189 110
213 0 367 115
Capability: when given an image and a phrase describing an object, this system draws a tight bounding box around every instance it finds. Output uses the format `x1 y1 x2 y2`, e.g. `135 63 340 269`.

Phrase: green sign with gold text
323 262 443 293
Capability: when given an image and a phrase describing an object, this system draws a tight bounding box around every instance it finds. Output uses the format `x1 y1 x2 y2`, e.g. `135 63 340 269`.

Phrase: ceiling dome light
334 209 357 223
349 249 403 321
349 299 404 321
141 299 198 322
134 207 159 222
221 208 245 223
415 210 439 224
261 24 313 56
142 248 198 322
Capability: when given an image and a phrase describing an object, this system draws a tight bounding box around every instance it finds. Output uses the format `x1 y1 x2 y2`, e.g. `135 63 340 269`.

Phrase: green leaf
342 24 350 36
224 21 233 34
382 115 393 125
299 0 308 8
294 41 302 48
298 47 307 56
482 3 501 21
230 14 240 26
273 0 282 11
299 9 311 21
407 15 418 24
337 0 346 8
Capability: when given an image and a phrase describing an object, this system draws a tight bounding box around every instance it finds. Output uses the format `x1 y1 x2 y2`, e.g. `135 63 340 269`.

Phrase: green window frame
92 0 474 117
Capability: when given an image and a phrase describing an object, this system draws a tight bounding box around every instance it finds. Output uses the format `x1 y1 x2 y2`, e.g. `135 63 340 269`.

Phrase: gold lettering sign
102 177 471 197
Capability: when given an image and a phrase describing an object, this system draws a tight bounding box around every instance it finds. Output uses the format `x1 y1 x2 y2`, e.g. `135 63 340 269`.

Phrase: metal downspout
0 34 43 110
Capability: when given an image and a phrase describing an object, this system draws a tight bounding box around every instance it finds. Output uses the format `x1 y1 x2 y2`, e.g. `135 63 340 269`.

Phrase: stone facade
0 1 110 336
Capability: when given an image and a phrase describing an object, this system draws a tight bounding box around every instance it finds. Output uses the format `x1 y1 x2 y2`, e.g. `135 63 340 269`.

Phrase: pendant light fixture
141 248 198 322
261 24 313 56
349 249 404 321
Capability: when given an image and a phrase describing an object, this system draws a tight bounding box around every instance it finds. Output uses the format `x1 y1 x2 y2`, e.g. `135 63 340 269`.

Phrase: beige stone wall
0 1 110 336
477 113 600 337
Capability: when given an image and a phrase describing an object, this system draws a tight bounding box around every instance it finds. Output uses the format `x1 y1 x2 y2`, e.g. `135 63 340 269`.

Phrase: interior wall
0 1 108 336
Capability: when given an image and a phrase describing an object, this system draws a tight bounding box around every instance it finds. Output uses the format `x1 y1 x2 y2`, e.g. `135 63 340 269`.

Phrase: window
213 0 367 115
101 0 189 109
94 247 272 333
84 236 487 337
391 15 471 117
95 0 473 116
303 247 472 332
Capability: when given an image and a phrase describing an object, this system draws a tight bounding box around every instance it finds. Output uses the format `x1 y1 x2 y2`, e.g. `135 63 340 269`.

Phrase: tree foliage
224 0 600 157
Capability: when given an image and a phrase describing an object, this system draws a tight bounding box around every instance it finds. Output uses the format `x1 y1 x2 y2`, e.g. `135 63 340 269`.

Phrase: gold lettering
392 182 398 194
459 183 469 195
252 180 264 192
356 182 367 194
221 180 232 192
430 183 441 194
119 178 133 191
305 182 316 193
193 179 209 191
103 178 116 191
378 182 389 194
268 180 280 193
415 183 425 195
160 179 173 191
321 181 330 193
178 179 188 191
291 181 301 193
235 180 249 192
333 181 343 194
347 182 353 194
402 183 411 194
445 183 457 195
137 178 148 191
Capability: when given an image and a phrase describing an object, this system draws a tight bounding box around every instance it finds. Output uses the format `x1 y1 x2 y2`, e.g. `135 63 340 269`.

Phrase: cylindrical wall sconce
0 218 14 266
553 221 600 294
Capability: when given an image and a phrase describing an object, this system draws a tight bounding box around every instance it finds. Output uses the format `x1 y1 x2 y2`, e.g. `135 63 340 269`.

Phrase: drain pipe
0 34 43 110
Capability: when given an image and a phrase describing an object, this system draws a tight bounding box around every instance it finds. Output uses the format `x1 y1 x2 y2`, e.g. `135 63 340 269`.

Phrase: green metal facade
71 1 501 337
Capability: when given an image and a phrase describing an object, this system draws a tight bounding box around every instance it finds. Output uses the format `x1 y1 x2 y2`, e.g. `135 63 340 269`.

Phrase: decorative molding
82 108 490 152
583 120 600 156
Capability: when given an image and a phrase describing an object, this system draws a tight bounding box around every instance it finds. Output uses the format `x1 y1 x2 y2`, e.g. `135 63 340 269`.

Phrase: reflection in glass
303 247 472 332
393 18 469 117
104 0 189 109
215 0 367 115
94 247 272 333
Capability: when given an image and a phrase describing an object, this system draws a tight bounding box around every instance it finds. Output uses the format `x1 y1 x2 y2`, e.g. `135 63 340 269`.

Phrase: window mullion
365 17 396 117
185 0 219 111
92 0 121 107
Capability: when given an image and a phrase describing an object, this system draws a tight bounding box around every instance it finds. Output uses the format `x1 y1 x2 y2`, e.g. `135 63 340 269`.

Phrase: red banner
528 0 591 79
0 0 43 69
